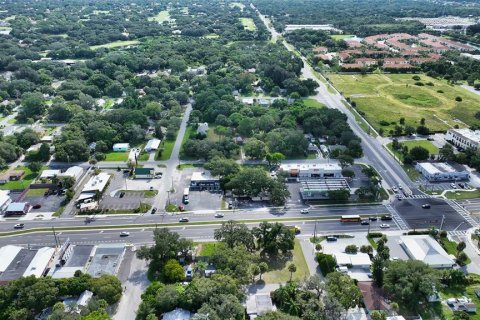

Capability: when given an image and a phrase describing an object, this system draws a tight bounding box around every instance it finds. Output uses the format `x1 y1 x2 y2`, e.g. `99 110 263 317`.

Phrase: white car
392 187 398 192
380 224 390 229
451 183 457 189
300 209 309 214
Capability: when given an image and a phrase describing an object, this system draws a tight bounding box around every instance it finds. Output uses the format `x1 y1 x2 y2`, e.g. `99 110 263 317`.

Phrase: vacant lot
329 74 480 134
0 166 43 190
303 98 324 108
90 40 140 50
104 152 128 161
148 10 170 23
239 18 256 31
386 140 439 162
262 239 309 283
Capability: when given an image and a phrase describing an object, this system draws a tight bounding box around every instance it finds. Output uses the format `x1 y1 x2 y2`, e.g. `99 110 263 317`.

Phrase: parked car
179 217 189 223
32 204 41 209
120 232 130 237
459 183 465 189
300 209 309 214
392 187 398 192
326 236 337 242
13 223 24 229
151 207 157 214
369 216 378 221
380 224 390 228
451 183 457 189
119 192 125 198
422 204 431 209
381 215 392 221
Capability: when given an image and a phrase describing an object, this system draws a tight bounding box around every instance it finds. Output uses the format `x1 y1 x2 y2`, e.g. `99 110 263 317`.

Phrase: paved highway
0 204 387 231
0 219 398 247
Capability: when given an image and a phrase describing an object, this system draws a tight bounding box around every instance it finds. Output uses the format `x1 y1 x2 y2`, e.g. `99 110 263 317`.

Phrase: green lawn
0 166 42 190
104 152 129 161
156 140 175 161
90 40 140 50
445 189 480 200
303 98 324 108
204 34 219 39
386 140 439 162
144 190 158 198
330 34 354 40
440 238 471 265
25 188 48 197
239 18 256 31
262 239 310 283
148 10 170 23
230 2 245 10
199 242 218 257
137 152 149 161
329 74 480 134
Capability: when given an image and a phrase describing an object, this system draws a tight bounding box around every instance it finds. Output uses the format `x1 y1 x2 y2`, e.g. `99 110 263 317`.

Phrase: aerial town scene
1 0 480 319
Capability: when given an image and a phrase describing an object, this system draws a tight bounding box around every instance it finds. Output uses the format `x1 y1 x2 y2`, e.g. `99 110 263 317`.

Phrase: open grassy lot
239 18 256 31
0 166 43 190
230 2 245 10
262 239 309 283
104 152 128 161
90 40 140 50
25 188 49 197
303 98 324 108
148 10 170 23
386 140 439 162
330 34 355 40
329 74 480 134
445 189 480 200
156 139 175 161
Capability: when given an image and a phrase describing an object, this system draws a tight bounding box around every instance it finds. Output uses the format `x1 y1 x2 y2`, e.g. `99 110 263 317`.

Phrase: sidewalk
299 237 321 278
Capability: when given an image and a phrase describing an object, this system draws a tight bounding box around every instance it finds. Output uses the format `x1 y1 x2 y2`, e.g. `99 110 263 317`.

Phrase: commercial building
81 173 111 194
446 128 480 150
190 171 220 191
49 244 95 279
87 243 126 277
0 245 23 274
415 162 469 182
0 190 11 213
280 162 342 180
399 235 455 269
23 247 56 277
60 166 84 182
134 167 155 179
112 143 130 152
0 247 55 284
144 138 161 152
300 179 350 200
4 202 30 216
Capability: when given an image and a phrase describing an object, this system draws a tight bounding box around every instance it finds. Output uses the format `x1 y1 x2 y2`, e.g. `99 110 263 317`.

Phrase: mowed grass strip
90 40 140 50
239 18 256 31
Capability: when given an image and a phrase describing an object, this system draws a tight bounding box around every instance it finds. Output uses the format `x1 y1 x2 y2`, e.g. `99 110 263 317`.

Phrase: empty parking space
393 198 471 231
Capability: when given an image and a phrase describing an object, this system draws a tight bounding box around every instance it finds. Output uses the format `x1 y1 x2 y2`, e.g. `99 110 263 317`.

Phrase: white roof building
145 138 161 152
82 173 111 194
399 235 455 268
0 245 22 272
446 128 480 150
335 253 371 268
60 166 84 181
23 247 55 277
0 190 11 213
40 169 62 179
415 162 469 182
280 162 342 179
197 122 209 135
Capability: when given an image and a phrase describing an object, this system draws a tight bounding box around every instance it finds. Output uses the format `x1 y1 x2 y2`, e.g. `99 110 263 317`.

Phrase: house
64 290 93 314
40 169 62 180
384 57 409 65
162 308 191 320
197 123 209 135
190 171 220 191
355 58 377 67
0 170 25 184
246 294 275 319
415 162 469 182
145 139 161 152
4 202 30 216
334 253 371 269
358 282 389 313
399 235 455 268
234 136 244 145
112 143 130 152
0 190 11 214
134 167 155 179
60 166 84 182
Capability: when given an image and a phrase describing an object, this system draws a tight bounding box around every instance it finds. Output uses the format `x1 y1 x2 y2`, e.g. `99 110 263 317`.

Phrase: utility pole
52 226 59 248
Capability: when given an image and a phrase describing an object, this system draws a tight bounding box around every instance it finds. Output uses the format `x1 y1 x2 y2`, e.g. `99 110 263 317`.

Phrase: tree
439 144 455 162
341 169 355 179
251 264 261 282
328 189 350 201
37 143 51 162
259 262 269 281
371 255 384 287
370 311 387 320
456 241 466 253
18 92 45 121
244 138 267 160
360 245 373 255
266 152 285 166
345 244 358 254
325 272 362 309
269 179 290 206
204 156 240 178
163 259 185 283
337 154 354 169
416 125 430 135
288 263 297 281
456 252 468 266
303 275 324 298
81 310 111 320
409 146 429 161
227 168 272 197
28 161 43 173
253 222 295 256
315 253 336 276
214 220 255 250
404 126 415 136
89 275 122 305
383 260 440 310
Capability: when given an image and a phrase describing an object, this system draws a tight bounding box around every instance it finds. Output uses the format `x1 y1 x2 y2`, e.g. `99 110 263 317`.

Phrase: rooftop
23 247 55 277
358 282 389 311
191 171 219 182
134 167 155 175
0 248 37 282
5 202 28 212
400 235 454 268
449 128 480 143
280 162 341 172
300 179 349 192
87 243 125 277
113 143 130 149
163 308 192 320
82 173 111 193
0 245 22 273
417 162 466 175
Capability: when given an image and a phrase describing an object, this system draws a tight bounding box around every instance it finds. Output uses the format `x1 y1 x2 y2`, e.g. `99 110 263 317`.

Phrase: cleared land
90 40 140 50
104 152 128 161
303 98 324 108
330 34 354 40
329 74 480 134
0 166 43 190
239 18 256 31
148 10 170 23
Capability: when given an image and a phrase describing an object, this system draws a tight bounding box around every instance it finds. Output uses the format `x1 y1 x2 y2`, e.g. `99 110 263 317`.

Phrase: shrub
455 96 462 102
426 82 434 86
414 82 424 86
412 75 421 81
437 90 444 93
367 232 384 238
379 120 390 126
315 253 336 276
345 245 358 254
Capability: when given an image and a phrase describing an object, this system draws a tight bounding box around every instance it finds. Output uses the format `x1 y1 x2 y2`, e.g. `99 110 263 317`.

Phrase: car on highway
380 224 390 228
179 217 189 223
459 183 465 189
361 220 370 225
151 207 157 214
120 232 130 237
380 214 392 221
398 185 403 190
422 204 431 209
369 217 378 221
392 186 398 192
214 213 224 218
32 204 41 209
396 194 402 200
300 209 309 214
13 223 25 229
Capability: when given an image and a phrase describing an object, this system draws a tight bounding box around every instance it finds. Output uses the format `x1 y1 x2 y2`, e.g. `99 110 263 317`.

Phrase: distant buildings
284 24 342 33
415 162 469 182
446 128 480 151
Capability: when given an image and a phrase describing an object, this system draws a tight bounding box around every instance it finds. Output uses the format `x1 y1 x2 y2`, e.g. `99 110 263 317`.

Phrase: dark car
32 204 41 209
369 217 378 221
422 204 431 209
119 192 125 198
326 236 337 242
361 220 370 225
380 215 393 221
151 207 157 214
179 217 189 223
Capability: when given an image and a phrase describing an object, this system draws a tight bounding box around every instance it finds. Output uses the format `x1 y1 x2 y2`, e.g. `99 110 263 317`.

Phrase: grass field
156 139 175 161
262 239 309 283
445 189 480 200
330 34 354 40
0 166 42 190
230 2 245 10
90 40 140 50
104 152 128 161
199 242 218 257
386 140 439 162
148 10 170 23
239 18 256 31
25 188 48 197
303 98 324 108
329 74 480 134
204 34 219 39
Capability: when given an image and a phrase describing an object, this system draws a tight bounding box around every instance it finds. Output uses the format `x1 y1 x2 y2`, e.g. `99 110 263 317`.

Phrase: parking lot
393 198 471 231
100 190 151 211
415 177 472 193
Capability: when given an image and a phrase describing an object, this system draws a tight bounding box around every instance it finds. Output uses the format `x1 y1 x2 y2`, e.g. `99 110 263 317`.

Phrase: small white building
335 253 372 269
40 169 62 180
112 143 130 152
415 162 469 182
399 235 455 269
197 123 209 135
162 308 191 320
446 128 480 150
23 247 55 277
0 190 11 214
60 166 84 182
145 139 161 152
0 245 23 273
81 173 111 194
246 294 275 319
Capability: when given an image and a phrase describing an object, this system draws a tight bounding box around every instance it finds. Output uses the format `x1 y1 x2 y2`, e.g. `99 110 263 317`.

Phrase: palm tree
288 263 296 281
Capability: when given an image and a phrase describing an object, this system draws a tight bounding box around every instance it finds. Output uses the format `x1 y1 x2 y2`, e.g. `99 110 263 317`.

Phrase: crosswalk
448 230 468 237
397 194 432 200
445 199 479 228
385 203 408 230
